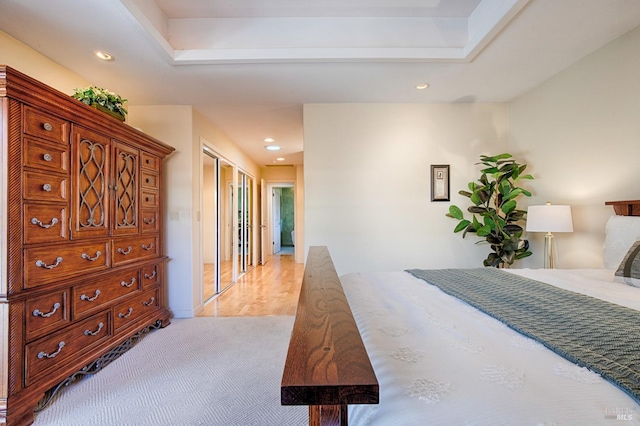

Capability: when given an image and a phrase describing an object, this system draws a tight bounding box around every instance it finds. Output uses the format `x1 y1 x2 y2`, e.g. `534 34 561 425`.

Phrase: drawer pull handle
117 246 132 255
33 302 61 318
142 297 155 307
43 122 53 131
31 217 59 229
38 341 65 359
80 289 101 302
42 183 52 192
81 251 102 261
144 270 157 280
43 153 53 162
142 243 154 251
84 322 104 336
146 178 151 183
143 217 155 225
121 277 136 288
118 307 133 318
35 257 63 269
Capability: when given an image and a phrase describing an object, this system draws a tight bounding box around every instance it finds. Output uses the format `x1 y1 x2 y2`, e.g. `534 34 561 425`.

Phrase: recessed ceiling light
416 83 430 90
265 145 281 151
95 51 114 61
264 137 274 143
276 157 285 161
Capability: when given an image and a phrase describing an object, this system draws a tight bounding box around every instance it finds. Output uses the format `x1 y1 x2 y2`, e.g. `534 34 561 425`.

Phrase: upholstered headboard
604 200 640 269
605 200 640 216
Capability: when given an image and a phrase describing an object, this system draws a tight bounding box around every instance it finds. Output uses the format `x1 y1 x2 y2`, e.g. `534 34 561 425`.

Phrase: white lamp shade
526 204 573 233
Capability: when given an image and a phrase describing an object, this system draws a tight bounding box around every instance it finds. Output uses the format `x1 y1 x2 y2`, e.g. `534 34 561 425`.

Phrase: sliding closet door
202 150 235 301
202 152 218 301
237 171 254 276
219 160 234 291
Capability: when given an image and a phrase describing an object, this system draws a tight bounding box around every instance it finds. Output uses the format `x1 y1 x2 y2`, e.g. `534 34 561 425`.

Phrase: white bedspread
341 268 640 425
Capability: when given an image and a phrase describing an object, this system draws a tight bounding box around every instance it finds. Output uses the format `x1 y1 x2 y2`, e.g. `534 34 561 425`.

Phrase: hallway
198 252 304 317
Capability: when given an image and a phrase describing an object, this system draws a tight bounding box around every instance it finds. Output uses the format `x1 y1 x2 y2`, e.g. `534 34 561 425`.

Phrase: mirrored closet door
202 149 235 302
237 171 254 276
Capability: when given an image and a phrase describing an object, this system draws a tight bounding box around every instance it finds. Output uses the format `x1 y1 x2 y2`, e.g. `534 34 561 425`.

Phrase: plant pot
91 103 125 122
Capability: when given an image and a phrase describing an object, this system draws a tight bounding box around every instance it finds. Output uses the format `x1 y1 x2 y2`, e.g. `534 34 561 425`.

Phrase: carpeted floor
33 316 307 426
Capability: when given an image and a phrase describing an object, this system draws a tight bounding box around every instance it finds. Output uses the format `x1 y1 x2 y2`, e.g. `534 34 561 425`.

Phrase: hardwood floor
198 252 304 317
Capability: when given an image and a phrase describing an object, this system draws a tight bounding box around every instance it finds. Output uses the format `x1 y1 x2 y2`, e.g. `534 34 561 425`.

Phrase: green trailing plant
72 86 128 117
447 153 534 267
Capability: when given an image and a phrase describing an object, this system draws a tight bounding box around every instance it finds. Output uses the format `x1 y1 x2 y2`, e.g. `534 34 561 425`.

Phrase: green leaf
470 191 482 206
477 224 492 236
448 205 464 220
502 200 517 214
454 220 471 233
503 188 523 201
515 250 532 259
499 180 510 195
468 206 487 214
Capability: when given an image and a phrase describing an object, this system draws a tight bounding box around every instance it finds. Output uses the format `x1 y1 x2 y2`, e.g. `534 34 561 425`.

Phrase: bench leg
309 404 348 426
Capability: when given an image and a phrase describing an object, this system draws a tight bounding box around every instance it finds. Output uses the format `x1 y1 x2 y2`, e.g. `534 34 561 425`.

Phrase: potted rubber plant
447 153 534 267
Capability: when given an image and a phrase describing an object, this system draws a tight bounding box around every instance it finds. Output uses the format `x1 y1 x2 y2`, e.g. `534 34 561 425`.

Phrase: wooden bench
281 246 379 426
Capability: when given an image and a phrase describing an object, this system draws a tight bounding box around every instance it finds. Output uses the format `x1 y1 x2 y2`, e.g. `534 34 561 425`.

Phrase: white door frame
265 182 294 256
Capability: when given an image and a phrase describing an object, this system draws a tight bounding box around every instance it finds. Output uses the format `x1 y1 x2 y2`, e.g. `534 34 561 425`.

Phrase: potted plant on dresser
72 85 127 121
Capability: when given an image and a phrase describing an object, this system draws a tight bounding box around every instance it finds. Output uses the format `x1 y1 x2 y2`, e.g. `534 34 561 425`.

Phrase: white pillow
603 215 640 269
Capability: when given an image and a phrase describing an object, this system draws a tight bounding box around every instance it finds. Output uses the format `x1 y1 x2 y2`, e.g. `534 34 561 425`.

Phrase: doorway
268 184 295 256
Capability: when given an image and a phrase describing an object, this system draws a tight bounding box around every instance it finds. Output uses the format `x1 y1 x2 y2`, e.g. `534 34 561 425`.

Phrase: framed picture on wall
431 165 450 202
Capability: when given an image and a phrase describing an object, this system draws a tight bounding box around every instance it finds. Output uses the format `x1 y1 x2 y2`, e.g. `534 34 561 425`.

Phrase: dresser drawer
141 152 159 171
23 171 67 203
140 209 159 233
25 312 110 386
24 204 68 244
23 137 69 174
113 289 158 332
141 169 159 190
141 190 158 209
73 268 140 319
141 262 162 288
24 240 109 289
112 235 159 266
25 290 70 342
23 106 70 145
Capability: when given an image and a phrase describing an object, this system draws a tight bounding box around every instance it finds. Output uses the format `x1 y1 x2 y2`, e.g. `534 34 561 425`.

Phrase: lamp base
544 232 555 269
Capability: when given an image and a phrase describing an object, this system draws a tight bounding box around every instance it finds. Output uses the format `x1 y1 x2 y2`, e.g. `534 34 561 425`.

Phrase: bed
282 200 640 425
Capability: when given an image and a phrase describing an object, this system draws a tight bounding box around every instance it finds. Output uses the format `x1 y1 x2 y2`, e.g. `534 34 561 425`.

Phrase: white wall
304 103 509 275
510 25 640 269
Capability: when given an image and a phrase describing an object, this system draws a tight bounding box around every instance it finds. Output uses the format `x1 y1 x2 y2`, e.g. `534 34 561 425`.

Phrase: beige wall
128 106 197 317
0 30 90 95
304 103 509 275
510 25 640 269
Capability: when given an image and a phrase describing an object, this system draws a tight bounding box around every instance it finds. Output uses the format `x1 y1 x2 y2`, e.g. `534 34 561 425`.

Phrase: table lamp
526 202 573 268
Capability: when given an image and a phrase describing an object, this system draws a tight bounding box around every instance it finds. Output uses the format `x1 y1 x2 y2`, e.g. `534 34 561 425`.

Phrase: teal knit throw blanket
405 268 640 403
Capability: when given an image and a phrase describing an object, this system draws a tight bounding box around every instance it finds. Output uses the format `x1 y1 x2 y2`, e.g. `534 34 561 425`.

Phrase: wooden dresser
0 66 174 426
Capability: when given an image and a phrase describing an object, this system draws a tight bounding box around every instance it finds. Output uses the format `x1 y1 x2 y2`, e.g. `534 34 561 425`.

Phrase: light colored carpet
33 316 307 426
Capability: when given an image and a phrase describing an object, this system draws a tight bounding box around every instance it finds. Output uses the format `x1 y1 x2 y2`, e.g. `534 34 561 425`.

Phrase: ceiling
1 0 640 166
